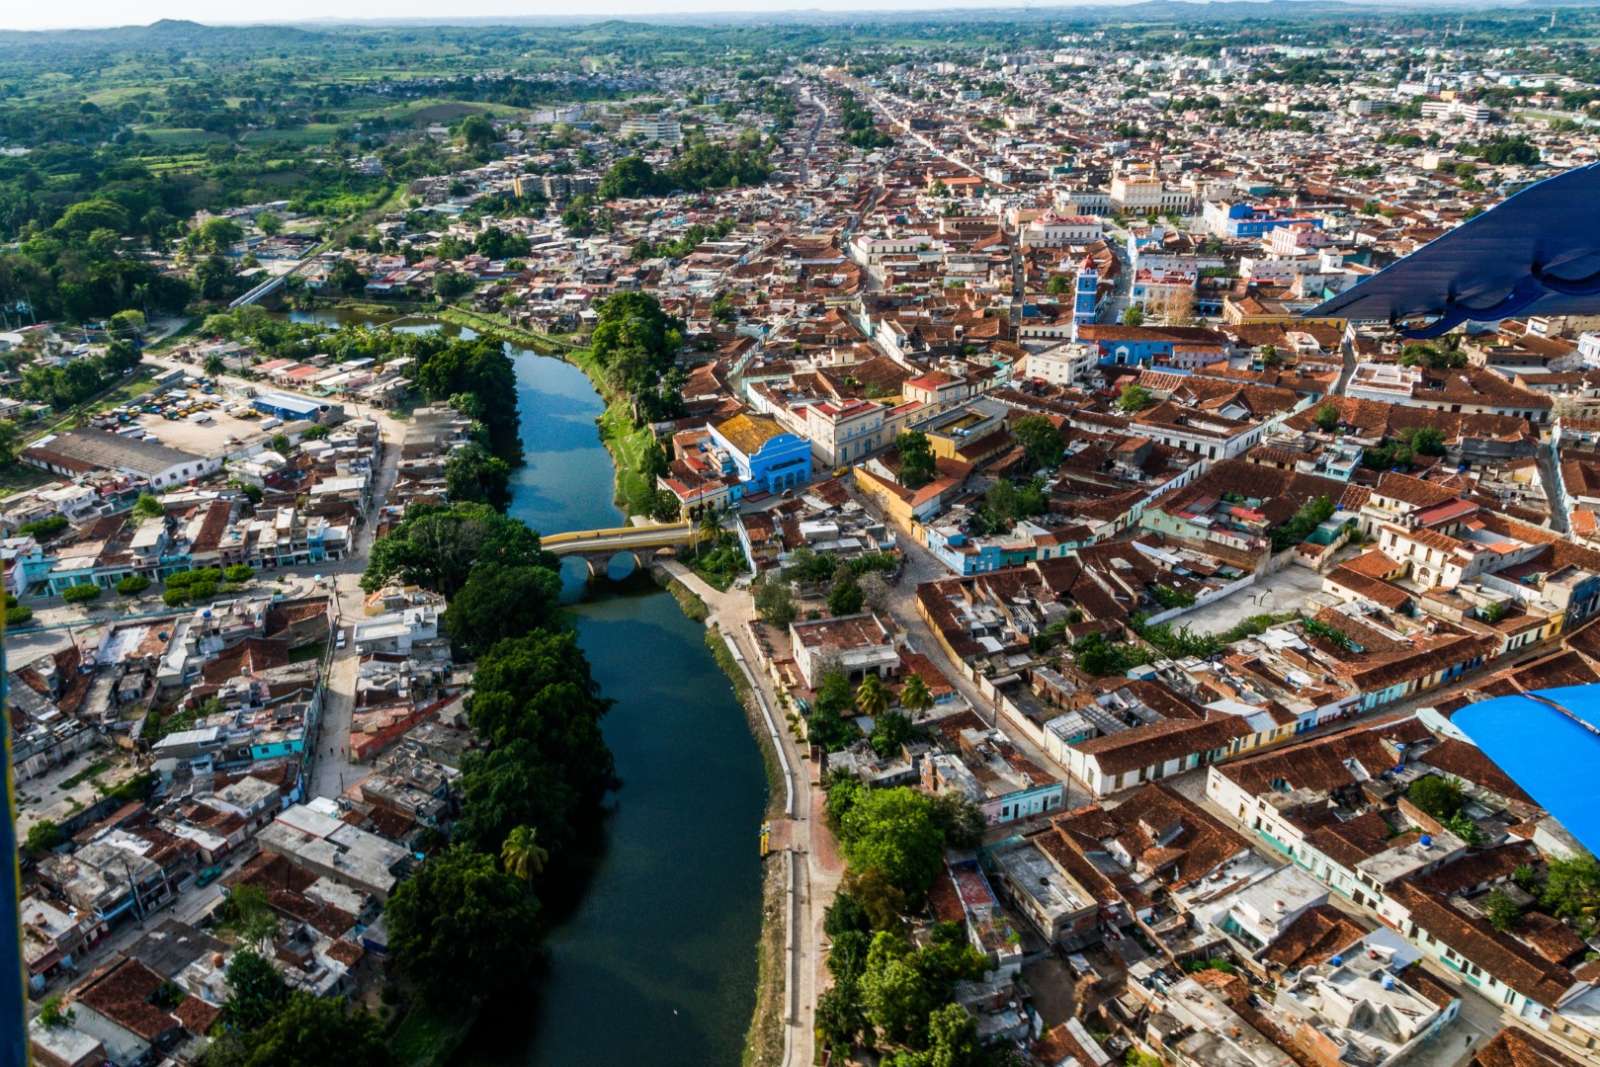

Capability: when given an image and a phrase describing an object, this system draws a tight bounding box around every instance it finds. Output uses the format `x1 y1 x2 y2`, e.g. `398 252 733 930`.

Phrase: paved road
307 410 405 799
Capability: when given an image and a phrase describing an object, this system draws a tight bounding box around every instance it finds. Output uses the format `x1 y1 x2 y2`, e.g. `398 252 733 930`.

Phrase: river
291 310 768 1065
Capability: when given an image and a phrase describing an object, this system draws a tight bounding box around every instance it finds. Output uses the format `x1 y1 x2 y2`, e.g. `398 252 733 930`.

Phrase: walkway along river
289 311 768 1065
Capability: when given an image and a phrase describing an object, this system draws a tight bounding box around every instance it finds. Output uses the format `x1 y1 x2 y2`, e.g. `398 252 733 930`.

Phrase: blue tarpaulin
1451 686 1600 857
1307 162 1600 338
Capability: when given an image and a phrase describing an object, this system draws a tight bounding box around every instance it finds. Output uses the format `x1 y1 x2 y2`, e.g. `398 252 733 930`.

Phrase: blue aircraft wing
1306 162 1600 339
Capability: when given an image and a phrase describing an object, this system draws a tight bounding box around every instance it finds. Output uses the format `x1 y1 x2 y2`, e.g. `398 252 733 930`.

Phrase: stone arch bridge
541 522 705 580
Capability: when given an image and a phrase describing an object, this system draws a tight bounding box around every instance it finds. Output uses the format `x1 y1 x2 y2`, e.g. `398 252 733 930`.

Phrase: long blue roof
1451 685 1600 856
1307 163 1600 337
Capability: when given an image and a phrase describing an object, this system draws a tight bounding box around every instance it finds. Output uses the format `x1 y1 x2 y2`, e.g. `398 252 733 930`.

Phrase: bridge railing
541 522 696 549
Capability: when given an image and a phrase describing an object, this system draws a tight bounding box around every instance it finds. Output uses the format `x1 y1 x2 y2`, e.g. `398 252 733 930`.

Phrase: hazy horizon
0 0 1413 34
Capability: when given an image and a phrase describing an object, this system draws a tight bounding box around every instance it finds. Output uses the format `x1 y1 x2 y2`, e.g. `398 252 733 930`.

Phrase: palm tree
500 825 548 883
900 675 934 719
855 674 888 718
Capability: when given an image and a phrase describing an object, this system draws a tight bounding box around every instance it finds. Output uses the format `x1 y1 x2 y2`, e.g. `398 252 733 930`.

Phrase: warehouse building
21 429 220 490
251 390 340 423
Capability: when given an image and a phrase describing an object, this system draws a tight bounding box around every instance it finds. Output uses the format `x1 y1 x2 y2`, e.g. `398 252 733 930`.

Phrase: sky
4 0 1138 33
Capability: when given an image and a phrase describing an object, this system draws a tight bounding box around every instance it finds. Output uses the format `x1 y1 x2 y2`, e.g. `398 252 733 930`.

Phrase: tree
204 354 227 376
843 865 909 931
930 792 986 849
0 419 18 465
459 114 497 152
443 562 563 660
753 575 797 627
599 155 665 199
1313 404 1339 432
1013 415 1064 471
221 883 280 951
500 824 549 883
1122 305 1144 326
363 503 554 598
896 431 936 489
116 574 152 596
445 442 512 512
205 992 390 1067
62 584 101 603
900 675 934 717
24 819 64 856
859 931 934 1047
859 572 892 614
256 212 282 237
1483 888 1522 932
1117 383 1153 412
328 260 366 295
1408 426 1446 456
434 270 475 303
871 709 914 759
856 674 889 718
385 846 540 1008
829 571 865 617
1407 775 1464 819
194 216 244 254
650 489 682 523
194 254 239 300
268 433 291 456
38 995 73 1029
133 492 164 519
108 309 146 340
817 984 867 1058
1542 854 1600 935
221 949 290 1032
838 788 947 900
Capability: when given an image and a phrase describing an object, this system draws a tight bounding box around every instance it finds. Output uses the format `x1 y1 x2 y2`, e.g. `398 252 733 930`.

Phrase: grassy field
338 97 528 128
27 370 163 443
595 399 659 516
0 463 50 500
132 126 227 146
435 306 578 355
240 123 343 146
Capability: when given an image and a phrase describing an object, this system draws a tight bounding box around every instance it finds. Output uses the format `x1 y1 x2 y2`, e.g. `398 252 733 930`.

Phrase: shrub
6 604 34 627
17 515 69 541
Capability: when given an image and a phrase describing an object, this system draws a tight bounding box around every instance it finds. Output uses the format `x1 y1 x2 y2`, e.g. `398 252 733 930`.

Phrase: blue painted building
1073 259 1100 326
708 412 812 496
1204 201 1324 240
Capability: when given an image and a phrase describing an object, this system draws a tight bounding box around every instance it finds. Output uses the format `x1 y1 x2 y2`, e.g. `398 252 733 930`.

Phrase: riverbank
434 305 579 356
701 621 793 1067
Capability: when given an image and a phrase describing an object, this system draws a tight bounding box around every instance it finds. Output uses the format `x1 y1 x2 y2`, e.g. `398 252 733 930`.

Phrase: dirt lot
1177 564 1331 635
135 408 274 454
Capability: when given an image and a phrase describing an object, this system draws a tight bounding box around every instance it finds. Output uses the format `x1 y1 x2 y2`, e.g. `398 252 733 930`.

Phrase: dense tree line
596 134 773 200
16 337 141 409
589 290 687 427
358 500 617 1019
815 779 1012 1065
